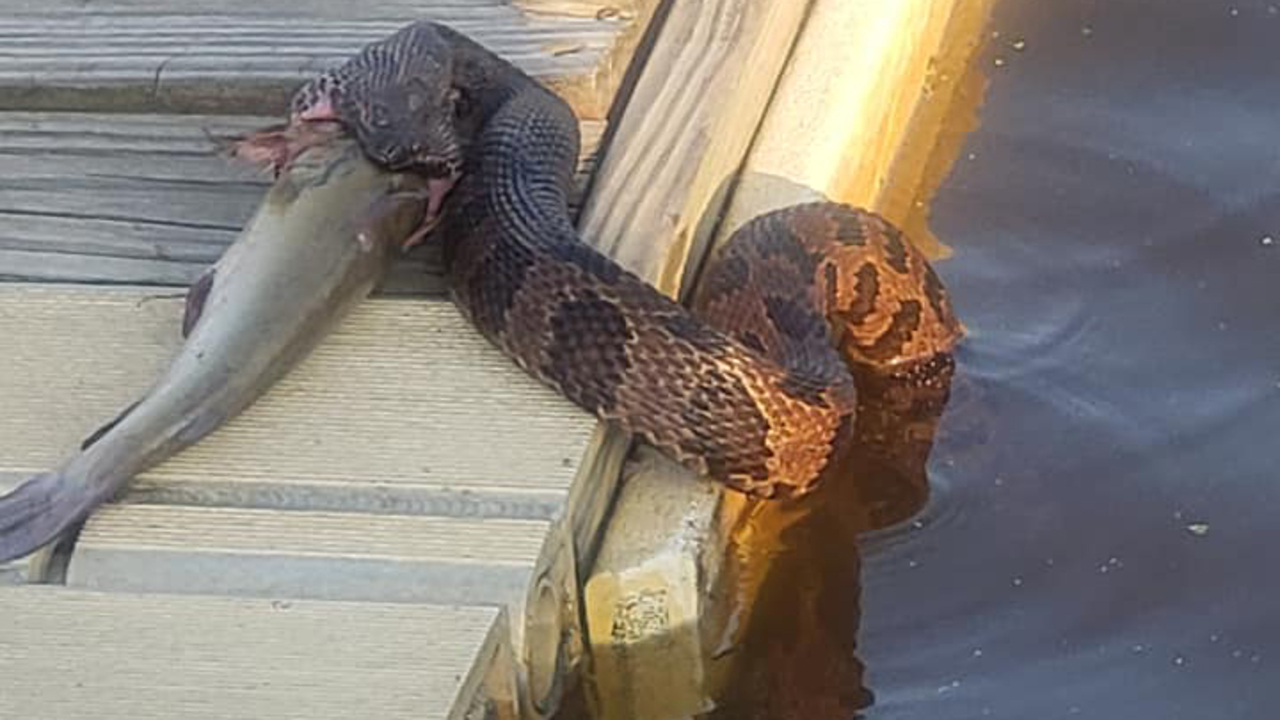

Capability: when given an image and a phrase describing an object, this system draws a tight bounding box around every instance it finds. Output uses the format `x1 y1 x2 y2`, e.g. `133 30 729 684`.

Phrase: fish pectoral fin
80 400 140 450
183 269 216 338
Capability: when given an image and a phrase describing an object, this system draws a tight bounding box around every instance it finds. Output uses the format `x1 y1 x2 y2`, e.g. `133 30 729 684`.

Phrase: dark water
868 0 1280 717
701 1 1280 719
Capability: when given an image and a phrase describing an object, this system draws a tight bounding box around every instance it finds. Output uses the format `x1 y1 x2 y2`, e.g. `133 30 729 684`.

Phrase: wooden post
578 1 997 718
577 0 814 294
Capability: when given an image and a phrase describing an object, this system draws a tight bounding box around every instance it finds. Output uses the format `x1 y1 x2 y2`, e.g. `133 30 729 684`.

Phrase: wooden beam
576 0 813 295
516 0 667 122
712 0 999 259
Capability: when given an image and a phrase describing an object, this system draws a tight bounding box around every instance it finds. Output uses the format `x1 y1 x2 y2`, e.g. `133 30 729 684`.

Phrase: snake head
347 83 463 177
294 22 465 178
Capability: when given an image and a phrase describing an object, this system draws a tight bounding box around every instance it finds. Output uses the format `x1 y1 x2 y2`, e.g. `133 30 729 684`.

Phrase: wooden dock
1 0 986 717
0 1 659 717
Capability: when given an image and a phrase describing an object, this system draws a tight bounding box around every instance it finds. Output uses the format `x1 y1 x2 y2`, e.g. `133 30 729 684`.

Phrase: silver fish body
0 138 424 563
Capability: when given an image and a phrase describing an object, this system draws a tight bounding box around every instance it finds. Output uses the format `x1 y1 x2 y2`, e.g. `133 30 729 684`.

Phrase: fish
0 130 428 563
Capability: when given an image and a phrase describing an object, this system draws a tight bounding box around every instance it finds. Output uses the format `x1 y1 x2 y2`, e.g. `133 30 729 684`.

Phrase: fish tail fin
0 471 92 563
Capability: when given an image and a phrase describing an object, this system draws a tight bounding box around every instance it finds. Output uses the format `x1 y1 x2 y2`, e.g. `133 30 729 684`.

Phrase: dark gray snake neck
296 21 962 498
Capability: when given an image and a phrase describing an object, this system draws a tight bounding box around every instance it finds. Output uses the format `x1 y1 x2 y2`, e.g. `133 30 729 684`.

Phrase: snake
271 20 963 499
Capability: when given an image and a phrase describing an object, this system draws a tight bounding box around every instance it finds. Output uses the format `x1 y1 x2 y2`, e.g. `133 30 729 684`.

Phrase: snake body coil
293 22 962 497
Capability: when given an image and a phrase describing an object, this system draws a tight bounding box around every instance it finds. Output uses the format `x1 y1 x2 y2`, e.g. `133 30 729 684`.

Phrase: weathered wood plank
577 0 812 295
0 586 514 720
0 112 603 288
0 1 636 118
516 0 634 18
516 0 667 123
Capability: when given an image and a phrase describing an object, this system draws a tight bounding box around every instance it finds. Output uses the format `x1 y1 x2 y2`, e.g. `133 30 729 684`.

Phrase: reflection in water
703 357 955 720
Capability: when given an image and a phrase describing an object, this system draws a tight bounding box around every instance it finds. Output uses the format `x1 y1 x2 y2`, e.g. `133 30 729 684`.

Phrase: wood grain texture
577 0 813 295
516 0 666 119
517 0 636 18
0 112 602 288
713 0 994 257
0 0 638 118
0 586 511 720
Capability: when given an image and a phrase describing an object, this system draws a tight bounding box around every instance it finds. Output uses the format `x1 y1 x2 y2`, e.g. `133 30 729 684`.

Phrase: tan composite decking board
80 505 549 562
0 586 510 720
69 505 550 606
0 0 629 117
0 112 603 287
0 286 592 512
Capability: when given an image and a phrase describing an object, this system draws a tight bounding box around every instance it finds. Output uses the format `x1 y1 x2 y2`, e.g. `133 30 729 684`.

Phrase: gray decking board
0 586 513 720
0 1 627 117
0 112 603 288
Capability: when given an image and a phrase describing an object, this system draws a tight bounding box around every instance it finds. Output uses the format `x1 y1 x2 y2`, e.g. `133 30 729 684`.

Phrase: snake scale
273 21 962 498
